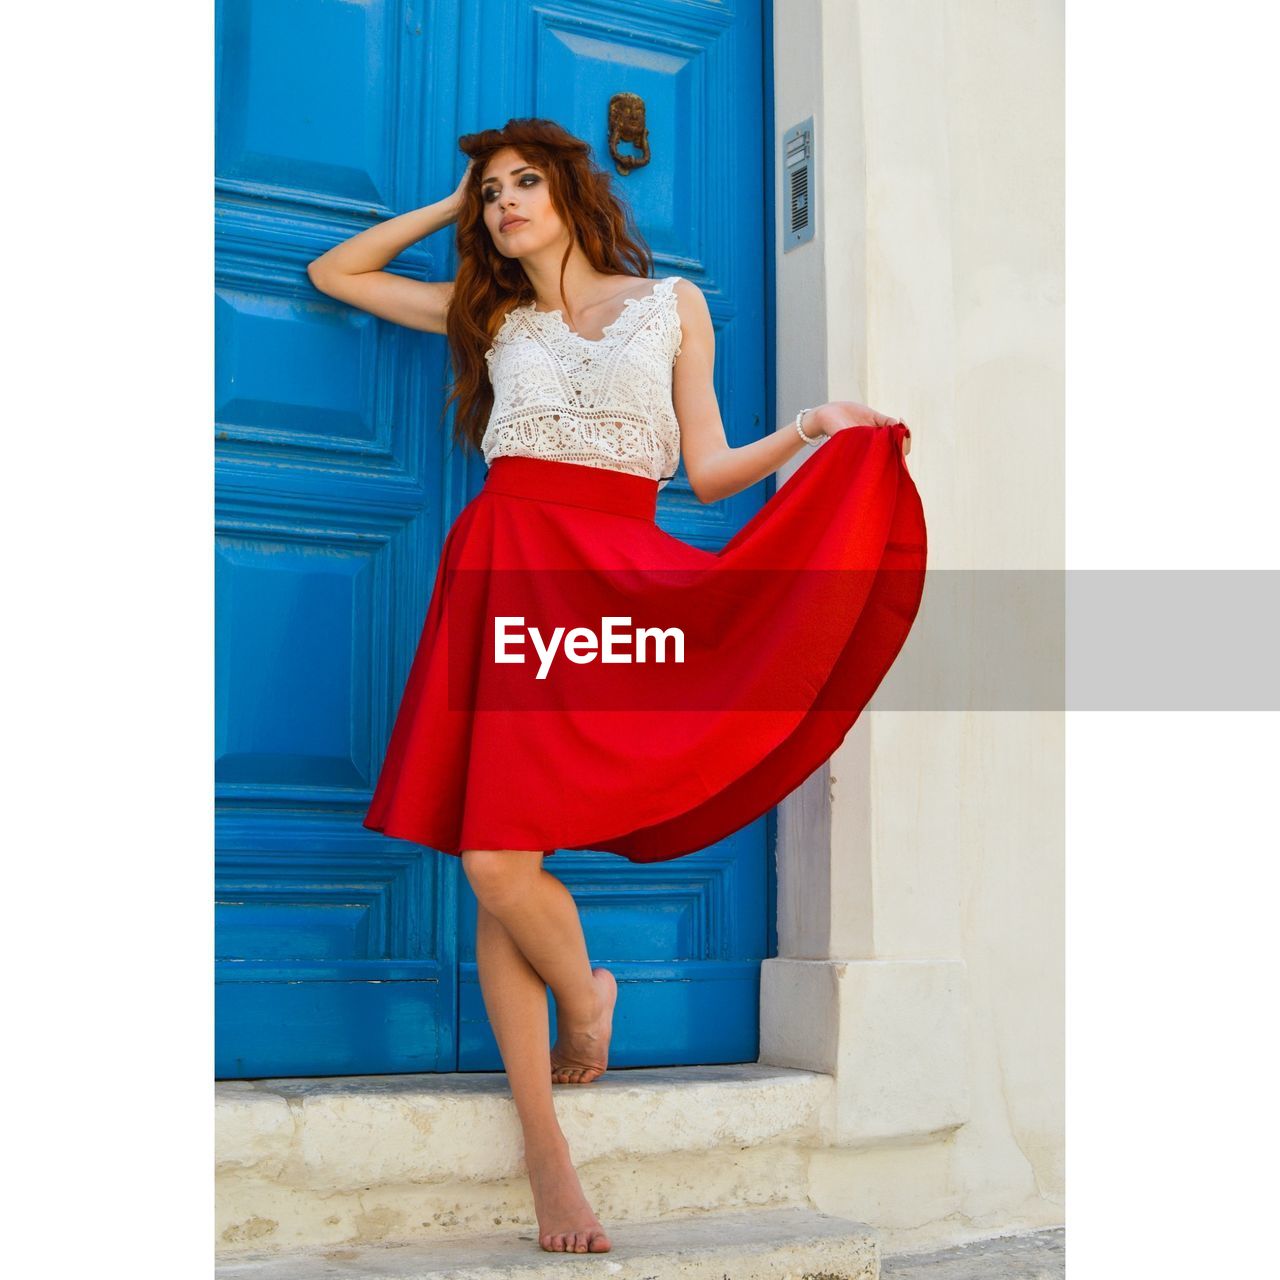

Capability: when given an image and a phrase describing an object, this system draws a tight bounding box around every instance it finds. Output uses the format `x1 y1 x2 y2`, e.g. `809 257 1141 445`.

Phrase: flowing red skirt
362 423 926 863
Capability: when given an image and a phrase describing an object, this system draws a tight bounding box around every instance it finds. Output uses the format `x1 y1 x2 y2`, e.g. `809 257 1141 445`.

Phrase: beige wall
771 0 1064 1248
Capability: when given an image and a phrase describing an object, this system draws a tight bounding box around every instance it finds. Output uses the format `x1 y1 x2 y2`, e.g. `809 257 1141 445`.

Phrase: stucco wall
772 0 1064 1247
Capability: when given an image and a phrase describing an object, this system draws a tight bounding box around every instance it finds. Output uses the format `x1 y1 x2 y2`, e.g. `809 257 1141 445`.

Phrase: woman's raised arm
306 162 474 334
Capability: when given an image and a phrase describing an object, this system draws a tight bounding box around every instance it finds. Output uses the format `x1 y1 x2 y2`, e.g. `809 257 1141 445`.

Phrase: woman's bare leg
472 894 611 1253
462 849 618 1085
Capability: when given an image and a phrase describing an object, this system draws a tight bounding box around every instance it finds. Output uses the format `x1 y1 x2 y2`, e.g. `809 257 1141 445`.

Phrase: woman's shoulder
664 276 708 326
656 275 705 313
485 303 528 359
609 272 699 296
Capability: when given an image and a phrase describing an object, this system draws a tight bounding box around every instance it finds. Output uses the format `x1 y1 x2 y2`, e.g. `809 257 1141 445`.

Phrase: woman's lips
501 218 528 232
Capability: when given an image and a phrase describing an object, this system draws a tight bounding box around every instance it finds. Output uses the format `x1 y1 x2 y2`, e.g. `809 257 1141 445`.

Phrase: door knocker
607 92 650 176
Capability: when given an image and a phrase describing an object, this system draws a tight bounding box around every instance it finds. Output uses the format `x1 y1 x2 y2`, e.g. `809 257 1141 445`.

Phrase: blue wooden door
215 0 774 1079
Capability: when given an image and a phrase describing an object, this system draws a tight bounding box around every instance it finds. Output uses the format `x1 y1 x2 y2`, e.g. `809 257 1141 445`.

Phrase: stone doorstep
219 1124 816 1256
214 1204 880 1280
216 1063 835 1194
881 1228 1065 1280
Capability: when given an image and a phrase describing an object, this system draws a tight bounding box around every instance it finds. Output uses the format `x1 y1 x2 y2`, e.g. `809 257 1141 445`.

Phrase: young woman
307 118 926 1256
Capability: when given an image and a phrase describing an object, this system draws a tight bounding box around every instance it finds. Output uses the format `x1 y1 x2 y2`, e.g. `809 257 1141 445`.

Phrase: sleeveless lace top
482 275 684 491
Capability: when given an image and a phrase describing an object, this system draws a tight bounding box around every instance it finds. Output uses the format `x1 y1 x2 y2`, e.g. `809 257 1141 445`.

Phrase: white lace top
482 275 684 491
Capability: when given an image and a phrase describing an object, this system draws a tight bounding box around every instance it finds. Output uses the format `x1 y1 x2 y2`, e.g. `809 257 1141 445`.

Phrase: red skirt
362 423 926 863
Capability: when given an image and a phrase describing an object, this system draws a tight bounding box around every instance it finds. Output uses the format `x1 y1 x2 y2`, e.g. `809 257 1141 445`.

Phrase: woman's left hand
811 401 910 455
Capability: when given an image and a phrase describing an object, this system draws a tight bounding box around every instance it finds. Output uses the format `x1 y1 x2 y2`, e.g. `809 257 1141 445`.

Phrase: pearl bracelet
795 407 823 447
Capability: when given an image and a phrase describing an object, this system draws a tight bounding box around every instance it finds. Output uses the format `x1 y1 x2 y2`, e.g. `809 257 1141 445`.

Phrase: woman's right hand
447 158 476 219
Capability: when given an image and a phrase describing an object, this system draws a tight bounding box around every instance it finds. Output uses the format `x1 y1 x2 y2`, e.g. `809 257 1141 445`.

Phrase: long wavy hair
441 118 655 457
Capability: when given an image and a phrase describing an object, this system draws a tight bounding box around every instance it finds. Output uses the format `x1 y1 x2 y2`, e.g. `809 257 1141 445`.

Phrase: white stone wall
770 0 1064 1248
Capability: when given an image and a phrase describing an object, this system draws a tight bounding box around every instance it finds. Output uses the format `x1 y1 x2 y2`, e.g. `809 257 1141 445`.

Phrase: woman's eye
484 175 538 202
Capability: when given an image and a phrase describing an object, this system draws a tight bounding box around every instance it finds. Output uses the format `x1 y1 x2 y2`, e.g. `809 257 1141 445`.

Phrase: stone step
881 1228 1065 1280
214 1205 879 1279
217 1064 834 1256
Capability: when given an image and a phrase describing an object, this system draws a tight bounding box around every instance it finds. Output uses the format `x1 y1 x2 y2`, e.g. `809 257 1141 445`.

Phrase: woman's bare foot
524 1136 612 1252
550 967 617 1084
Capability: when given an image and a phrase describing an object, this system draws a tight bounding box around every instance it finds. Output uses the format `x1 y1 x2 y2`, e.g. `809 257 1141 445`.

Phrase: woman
307 118 926 1256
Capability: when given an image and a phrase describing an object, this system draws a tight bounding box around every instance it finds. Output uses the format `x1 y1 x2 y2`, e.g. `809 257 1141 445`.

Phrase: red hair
441 118 655 457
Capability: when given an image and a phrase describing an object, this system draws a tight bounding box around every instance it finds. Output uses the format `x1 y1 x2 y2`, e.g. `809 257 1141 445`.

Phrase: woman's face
480 147 564 258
